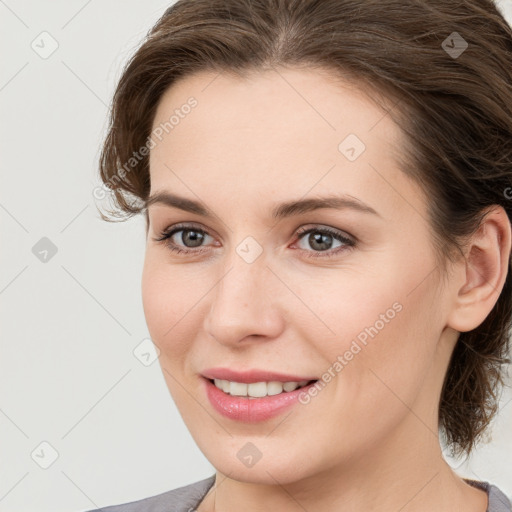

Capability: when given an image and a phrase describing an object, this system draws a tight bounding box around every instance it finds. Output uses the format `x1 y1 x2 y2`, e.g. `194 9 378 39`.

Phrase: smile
202 377 319 422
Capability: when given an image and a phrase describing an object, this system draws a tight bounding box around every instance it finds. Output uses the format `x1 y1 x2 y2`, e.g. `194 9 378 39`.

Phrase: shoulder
81 474 216 512
464 478 512 512
488 483 512 512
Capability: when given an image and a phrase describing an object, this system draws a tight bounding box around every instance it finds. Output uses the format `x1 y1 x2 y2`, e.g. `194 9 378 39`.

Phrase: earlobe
447 206 511 333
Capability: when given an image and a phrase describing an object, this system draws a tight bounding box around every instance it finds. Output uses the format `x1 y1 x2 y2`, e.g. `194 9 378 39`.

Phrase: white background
1 1 511 511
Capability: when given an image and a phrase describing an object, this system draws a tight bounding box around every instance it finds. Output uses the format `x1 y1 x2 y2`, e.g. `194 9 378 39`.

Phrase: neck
198 418 488 512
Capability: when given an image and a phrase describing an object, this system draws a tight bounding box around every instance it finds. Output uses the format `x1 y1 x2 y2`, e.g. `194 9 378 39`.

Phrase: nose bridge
204 245 283 344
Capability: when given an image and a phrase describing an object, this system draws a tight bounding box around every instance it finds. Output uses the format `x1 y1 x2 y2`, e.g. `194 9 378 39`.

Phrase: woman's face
142 67 458 483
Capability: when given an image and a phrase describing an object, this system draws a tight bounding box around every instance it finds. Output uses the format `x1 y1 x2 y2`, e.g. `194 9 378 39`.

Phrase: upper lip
201 367 318 383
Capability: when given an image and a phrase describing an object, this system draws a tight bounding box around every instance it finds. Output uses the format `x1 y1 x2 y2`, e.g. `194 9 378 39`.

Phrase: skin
141 67 511 512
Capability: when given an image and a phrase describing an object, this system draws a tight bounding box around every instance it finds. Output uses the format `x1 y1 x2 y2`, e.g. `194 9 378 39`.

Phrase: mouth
207 377 318 399
202 376 319 422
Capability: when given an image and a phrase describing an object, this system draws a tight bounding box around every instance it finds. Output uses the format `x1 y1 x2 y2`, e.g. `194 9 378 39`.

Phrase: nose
203 254 285 347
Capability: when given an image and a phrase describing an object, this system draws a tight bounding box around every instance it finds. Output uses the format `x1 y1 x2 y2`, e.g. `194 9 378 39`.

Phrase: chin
200 439 325 485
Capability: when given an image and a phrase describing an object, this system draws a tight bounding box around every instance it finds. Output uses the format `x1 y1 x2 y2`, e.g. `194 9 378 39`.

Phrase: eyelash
153 223 356 259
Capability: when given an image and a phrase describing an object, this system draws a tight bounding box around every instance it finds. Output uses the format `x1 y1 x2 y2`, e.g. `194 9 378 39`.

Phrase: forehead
150 66 399 151
148 67 425 223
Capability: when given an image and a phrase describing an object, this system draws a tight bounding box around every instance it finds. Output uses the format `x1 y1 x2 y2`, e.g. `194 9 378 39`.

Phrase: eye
294 225 355 259
153 223 215 255
153 223 355 258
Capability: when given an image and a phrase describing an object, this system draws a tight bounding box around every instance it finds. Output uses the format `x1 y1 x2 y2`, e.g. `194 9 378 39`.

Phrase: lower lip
203 378 317 422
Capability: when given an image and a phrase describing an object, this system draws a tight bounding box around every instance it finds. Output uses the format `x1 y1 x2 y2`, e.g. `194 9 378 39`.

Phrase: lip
202 377 318 423
201 367 318 383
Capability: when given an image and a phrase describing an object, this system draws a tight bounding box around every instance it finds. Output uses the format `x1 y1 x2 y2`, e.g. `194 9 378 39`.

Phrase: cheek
141 259 171 339
141 254 193 356
141 258 196 410
316 254 440 400
324 279 440 433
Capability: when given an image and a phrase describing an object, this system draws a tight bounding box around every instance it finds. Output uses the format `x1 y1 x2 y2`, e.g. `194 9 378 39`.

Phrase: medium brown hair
97 0 512 457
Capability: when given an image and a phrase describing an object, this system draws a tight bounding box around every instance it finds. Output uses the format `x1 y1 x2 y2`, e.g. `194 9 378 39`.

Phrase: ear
446 205 512 333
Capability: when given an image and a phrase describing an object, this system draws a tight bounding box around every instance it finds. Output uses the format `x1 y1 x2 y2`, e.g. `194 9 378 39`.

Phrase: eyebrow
145 191 381 220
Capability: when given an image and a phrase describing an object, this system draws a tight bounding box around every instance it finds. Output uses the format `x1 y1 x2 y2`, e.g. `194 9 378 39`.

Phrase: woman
86 0 512 510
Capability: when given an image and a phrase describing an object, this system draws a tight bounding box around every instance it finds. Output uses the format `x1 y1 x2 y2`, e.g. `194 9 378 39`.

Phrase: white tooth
283 381 300 392
267 381 284 395
230 381 248 396
247 382 267 398
213 379 310 396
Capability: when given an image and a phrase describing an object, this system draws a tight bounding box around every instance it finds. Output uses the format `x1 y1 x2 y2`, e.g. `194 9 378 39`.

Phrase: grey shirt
83 475 512 512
